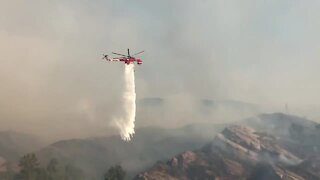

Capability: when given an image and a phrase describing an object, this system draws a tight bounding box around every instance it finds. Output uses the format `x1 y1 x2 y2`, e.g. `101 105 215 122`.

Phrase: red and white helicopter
103 49 144 65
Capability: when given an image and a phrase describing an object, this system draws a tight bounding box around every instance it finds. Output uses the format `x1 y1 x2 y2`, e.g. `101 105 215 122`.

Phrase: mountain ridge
35 123 225 178
135 113 320 180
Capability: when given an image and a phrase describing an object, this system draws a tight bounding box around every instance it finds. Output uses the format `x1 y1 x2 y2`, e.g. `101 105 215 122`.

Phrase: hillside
135 113 320 180
35 123 225 179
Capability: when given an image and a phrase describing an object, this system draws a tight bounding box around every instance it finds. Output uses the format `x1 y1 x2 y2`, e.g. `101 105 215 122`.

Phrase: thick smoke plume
113 64 136 141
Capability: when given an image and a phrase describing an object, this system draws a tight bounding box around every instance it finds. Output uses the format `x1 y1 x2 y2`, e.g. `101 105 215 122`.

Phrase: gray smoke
0 0 320 140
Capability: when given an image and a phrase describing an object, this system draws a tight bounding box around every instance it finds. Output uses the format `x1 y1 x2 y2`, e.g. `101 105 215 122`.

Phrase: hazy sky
1 0 320 140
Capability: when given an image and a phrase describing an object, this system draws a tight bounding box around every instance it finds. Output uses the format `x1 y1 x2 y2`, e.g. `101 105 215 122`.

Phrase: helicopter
103 49 144 65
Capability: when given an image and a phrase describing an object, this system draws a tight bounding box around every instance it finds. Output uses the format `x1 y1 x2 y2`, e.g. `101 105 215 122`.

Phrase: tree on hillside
104 165 126 180
15 153 47 180
12 155 89 180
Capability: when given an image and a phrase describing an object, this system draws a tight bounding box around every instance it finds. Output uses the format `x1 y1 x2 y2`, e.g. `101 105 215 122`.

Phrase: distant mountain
135 113 320 180
35 124 225 179
0 131 44 162
138 97 164 106
137 97 260 127
200 99 258 111
138 97 259 111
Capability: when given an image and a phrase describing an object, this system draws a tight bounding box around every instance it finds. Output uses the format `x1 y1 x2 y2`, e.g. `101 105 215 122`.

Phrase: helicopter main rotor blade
113 57 125 59
112 52 127 56
132 50 145 56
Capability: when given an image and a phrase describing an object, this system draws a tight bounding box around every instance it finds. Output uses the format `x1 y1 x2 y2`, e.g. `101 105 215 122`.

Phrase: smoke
1 0 320 140
112 64 136 141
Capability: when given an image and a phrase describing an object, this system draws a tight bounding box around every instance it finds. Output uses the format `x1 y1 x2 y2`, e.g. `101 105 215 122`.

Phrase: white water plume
113 64 136 141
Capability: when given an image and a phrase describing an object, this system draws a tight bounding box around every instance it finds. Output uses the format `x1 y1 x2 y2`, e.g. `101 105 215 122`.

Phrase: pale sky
1 0 320 140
